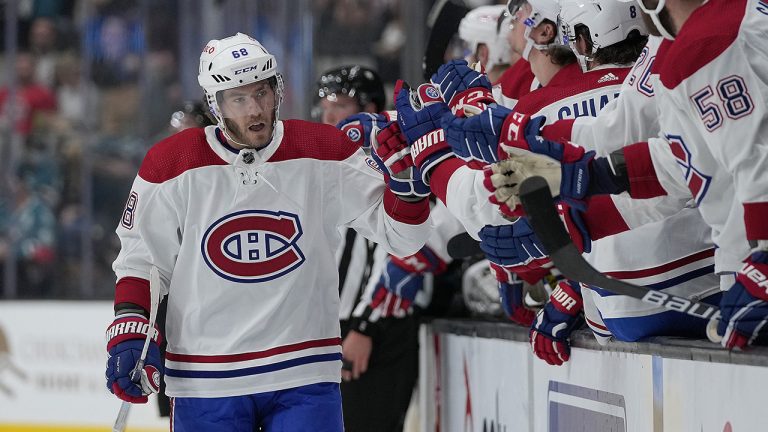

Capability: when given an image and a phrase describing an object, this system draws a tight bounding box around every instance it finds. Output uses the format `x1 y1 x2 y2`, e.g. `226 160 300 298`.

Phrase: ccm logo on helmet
234 65 260 75
201 210 305 283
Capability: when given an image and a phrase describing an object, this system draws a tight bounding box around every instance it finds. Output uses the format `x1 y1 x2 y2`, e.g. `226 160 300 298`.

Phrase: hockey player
485 1 720 365
104 33 433 431
458 4 515 83
494 0 768 350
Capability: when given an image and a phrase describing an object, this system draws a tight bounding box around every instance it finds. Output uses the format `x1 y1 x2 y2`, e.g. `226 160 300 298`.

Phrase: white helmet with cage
458 5 512 70
197 32 284 146
560 0 649 71
507 0 562 60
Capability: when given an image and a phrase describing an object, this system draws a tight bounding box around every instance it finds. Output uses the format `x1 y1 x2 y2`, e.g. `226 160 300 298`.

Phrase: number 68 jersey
111 120 432 398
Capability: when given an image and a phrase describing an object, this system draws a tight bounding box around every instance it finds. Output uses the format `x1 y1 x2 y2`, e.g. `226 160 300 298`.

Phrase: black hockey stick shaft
518 176 720 322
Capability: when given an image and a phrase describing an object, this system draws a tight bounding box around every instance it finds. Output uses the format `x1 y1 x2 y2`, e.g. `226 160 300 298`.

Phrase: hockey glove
395 81 454 183
372 120 431 198
478 221 550 273
441 104 510 164
430 59 495 117
105 313 164 403
370 257 425 318
337 111 397 152
499 113 597 208
530 280 584 366
717 251 768 349
483 155 563 217
497 274 537 327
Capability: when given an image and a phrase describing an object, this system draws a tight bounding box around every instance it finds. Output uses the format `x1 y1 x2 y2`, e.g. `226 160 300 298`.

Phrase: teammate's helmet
560 0 648 70
507 0 562 60
458 5 512 70
461 260 504 318
197 33 284 143
316 65 386 112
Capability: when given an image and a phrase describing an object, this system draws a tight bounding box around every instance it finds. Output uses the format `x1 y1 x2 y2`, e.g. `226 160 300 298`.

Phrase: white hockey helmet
458 5 512 70
507 0 562 60
636 0 675 41
560 0 649 71
197 32 284 145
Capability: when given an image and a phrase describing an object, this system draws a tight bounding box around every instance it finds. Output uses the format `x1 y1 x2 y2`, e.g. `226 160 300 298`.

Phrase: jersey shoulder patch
658 0 746 89
139 128 228 184
270 119 359 163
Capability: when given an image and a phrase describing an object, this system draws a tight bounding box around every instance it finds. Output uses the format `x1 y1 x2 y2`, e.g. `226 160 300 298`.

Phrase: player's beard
224 116 274 150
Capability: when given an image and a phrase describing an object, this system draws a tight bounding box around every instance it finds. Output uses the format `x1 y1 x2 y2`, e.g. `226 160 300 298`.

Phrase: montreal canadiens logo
425 86 440 100
345 127 362 143
201 210 305 283
365 157 383 174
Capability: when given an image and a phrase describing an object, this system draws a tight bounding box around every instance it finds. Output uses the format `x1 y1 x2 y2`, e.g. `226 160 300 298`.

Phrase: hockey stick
423 0 469 80
113 266 163 432
518 176 722 342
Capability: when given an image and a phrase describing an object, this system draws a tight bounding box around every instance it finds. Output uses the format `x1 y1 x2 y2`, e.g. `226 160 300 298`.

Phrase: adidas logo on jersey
597 73 620 83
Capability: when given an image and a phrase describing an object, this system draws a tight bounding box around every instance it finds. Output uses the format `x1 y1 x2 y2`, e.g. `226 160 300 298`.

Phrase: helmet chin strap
521 26 554 61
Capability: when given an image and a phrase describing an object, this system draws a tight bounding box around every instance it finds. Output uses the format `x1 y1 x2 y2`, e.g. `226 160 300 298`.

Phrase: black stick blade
447 232 483 259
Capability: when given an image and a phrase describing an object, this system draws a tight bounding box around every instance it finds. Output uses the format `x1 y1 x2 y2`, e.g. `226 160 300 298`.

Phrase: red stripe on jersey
383 189 430 225
165 337 341 363
603 248 714 280
624 141 667 199
743 202 768 241
586 317 609 332
114 276 150 312
139 128 228 184
269 120 359 163
428 157 467 206
658 0 745 90
580 196 631 241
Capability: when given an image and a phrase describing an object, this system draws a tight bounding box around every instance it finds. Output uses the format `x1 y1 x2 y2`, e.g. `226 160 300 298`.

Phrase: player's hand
394 81 453 182
370 257 424 318
430 59 495 117
529 280 584 365
371 120 431 199
499 113 596 208
717 251 768 349
337 111 396 151
105 313 164 403
341 330 373 381
441 104 510 164
498 276 537 326
483 155 562 217
478 221 550 273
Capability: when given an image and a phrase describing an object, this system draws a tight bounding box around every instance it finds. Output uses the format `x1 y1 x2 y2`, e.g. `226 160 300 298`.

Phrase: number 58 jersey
112 120 432 398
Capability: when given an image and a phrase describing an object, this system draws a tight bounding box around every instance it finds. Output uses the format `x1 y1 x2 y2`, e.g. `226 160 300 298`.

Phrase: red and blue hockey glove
395 82 454 182
441 104 510 164
372 120 431 198
717 251 768 349
497 274 537 326
370 257 425 318
530 280 584 366
430 59 495 117
478 221 550 273
337 111 396 151
105 313 164 403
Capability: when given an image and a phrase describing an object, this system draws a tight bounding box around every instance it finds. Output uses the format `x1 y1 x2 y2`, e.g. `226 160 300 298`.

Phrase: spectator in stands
0 52 57 138
28 17 61 88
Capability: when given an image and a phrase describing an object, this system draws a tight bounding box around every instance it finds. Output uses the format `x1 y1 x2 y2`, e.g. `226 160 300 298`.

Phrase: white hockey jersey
647 0 766 271
562 37 719 341
112 121 433 398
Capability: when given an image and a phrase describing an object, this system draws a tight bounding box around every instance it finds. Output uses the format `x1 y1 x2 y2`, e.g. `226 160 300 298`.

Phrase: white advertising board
423 324 766 432
0 301 167 431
